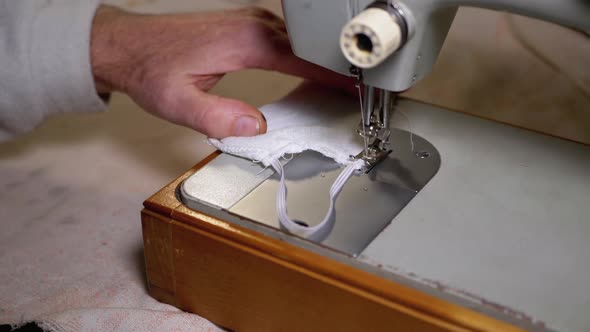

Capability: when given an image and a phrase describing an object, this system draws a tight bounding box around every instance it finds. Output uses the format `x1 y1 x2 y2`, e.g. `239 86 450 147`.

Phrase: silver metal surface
229 129 440 256
180 153 275 210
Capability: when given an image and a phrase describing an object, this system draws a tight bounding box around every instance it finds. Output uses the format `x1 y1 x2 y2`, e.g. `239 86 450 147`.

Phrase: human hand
90 6 354 138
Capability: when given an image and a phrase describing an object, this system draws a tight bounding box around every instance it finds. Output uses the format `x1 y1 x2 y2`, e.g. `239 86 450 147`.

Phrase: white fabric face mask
209 84 366 241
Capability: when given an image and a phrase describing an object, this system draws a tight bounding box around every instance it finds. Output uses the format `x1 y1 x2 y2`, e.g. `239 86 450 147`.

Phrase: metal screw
416 151 430 159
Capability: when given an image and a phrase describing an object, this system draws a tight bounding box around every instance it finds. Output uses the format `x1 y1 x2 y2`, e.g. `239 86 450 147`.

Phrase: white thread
255 163 271 176
271 158 364 242
282 153 295 161
397 108 415 152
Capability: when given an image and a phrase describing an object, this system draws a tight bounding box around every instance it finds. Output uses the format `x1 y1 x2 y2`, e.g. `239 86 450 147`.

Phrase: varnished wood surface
142 152 525 332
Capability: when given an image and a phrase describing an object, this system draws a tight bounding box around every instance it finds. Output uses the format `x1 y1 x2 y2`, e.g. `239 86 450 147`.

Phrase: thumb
174 89 267 139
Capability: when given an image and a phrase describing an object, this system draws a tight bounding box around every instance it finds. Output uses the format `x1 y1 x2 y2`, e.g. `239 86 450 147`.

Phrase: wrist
90 5 137 94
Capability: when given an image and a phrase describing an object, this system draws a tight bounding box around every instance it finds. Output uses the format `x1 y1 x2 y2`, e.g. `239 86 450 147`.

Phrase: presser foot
353 137 392 173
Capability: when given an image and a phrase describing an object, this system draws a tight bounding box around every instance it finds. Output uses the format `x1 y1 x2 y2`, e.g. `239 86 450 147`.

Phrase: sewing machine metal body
282 0 590 92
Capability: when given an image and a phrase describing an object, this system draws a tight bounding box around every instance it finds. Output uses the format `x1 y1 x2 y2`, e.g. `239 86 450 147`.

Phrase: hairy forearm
90 5 137 94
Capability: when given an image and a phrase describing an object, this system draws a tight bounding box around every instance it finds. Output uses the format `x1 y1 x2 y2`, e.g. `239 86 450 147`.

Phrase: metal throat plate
181 129 440 256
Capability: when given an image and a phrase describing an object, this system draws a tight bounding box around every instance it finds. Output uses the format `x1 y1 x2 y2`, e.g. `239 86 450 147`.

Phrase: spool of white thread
340 7 403 69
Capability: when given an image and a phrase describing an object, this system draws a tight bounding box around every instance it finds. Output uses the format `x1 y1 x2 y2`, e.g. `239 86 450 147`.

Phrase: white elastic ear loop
270 159 365 242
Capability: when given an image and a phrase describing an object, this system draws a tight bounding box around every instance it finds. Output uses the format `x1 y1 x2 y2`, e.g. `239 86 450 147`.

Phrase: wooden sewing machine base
141 152 523 332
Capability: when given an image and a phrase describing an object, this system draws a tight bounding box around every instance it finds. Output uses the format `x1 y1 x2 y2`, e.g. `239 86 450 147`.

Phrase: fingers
125 7 356 139
172 88 267 138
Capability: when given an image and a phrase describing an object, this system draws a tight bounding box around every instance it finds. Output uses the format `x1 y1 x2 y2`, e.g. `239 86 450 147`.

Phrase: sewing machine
142 2 590 331
284 0 589 165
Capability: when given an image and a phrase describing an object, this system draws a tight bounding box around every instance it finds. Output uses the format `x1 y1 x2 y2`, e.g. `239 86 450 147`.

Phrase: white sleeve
0 0 106 141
